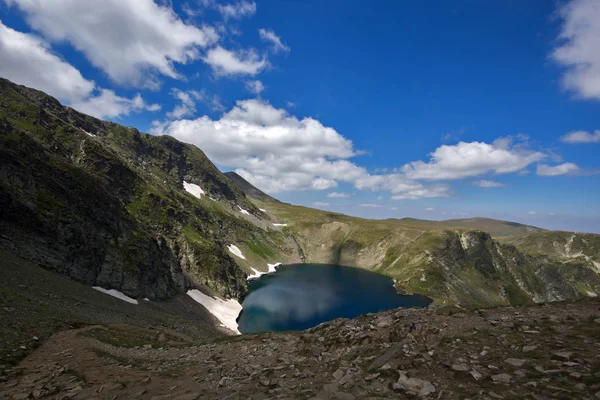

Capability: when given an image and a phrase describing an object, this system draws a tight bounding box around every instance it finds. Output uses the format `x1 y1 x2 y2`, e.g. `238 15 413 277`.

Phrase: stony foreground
1 298 600 399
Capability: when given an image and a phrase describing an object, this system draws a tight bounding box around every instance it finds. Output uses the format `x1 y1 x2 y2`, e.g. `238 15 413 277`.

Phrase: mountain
1 76 600 311
0 77 301 303
224 171 280 203
396 217 545 238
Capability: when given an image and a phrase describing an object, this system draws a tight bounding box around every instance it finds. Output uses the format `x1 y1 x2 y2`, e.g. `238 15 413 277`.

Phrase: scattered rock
491 373 511 384
393 375 435 397
451 364 470 372
505 358 527 367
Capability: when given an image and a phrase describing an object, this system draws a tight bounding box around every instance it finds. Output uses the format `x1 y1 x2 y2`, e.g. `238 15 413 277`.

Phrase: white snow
272 223 288 227
238 205 250 215
259 208 267 212
183 180 205 199
81 129 96 137
267 263 282 273
143 298 150 302
187 289 242 334
92 287 138 304
247 263 282 281
228 244 246 260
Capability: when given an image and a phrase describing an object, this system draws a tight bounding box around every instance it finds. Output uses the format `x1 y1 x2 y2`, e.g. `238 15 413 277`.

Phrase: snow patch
81 129 96 137
92 287 138 304
267 263 282 273
247 263 282 281
183 181 205 199
238 205 250 215
259 208 267 212
272 223 288 227
143 298 150 302
187 290 242 334
228 244 246 260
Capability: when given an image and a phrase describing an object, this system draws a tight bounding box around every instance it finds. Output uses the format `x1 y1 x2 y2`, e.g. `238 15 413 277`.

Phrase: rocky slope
259 200 600 307
2 296 599 399
2 76 600 312
0 78 299 303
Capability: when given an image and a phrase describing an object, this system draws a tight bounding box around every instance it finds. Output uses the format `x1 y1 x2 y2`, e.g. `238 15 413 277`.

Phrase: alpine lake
237 263 432 334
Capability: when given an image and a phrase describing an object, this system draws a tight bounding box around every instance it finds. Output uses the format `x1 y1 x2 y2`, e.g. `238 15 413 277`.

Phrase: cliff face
0 78 297 300
261 201 600 307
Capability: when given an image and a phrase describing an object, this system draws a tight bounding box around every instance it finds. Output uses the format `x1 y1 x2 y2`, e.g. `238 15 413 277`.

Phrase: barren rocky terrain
2 297 600 399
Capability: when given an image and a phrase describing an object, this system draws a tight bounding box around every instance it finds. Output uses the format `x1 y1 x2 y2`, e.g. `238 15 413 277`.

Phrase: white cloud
327 192 352 198
0 20 94 103
360 203 381 208
245 80 265 95
71 89 159 119
153 98 449 199
203 46 267 76
472 180 507 188
217 1 256 20
561 129 600 143
424 207 434 211
551 0 600 100
536 163 579 176
167 89 203 119
6 0 218 87
401 138 545 180
259 28 290 53
312 201 330 207
0 21 159 120
528 211 536 215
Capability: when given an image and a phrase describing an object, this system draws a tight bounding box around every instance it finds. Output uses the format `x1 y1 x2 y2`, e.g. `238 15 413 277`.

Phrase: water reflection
237 264 431 334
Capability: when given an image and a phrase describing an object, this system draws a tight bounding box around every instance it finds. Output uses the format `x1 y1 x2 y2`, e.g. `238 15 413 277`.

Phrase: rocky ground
1 297 599 399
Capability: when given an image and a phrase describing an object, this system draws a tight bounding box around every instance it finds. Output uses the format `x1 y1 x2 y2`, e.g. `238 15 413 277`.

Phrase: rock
174 394 201 400
552 351 573 360
505 358 527 367
333 369 345 381
218 377 231 387
522 345 537 352
491 373 511 383
393 375 436 397
323 383 339 393
470 370 482 381
334 392 355 400
451 364 470 372
488 391 504 399
143 344 152 349
365 373 380 382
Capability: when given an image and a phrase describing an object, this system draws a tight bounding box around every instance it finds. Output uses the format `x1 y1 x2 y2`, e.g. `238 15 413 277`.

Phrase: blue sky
1 0 599 232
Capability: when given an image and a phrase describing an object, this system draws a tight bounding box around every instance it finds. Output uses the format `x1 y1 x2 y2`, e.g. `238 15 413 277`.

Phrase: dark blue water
237 264 431 334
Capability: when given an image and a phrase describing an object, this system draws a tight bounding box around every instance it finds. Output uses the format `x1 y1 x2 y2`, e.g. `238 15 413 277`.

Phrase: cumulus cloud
203 46 267 76
327 192 352 198
71 90 160 119
153 99 449 198
401 138 546 180
561 129 600 143
0 20 95 103
245 80 265 95
259 28 290 53
472 180 507 188
551 0 600 100
536 163 579 176
6 0 218 87
0 21 160 120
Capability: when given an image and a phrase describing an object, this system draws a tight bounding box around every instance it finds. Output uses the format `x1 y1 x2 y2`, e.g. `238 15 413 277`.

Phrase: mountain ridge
1 76 600 312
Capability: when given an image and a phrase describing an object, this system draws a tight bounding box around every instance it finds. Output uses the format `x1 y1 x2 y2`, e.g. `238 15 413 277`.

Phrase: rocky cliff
0 78 298 301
